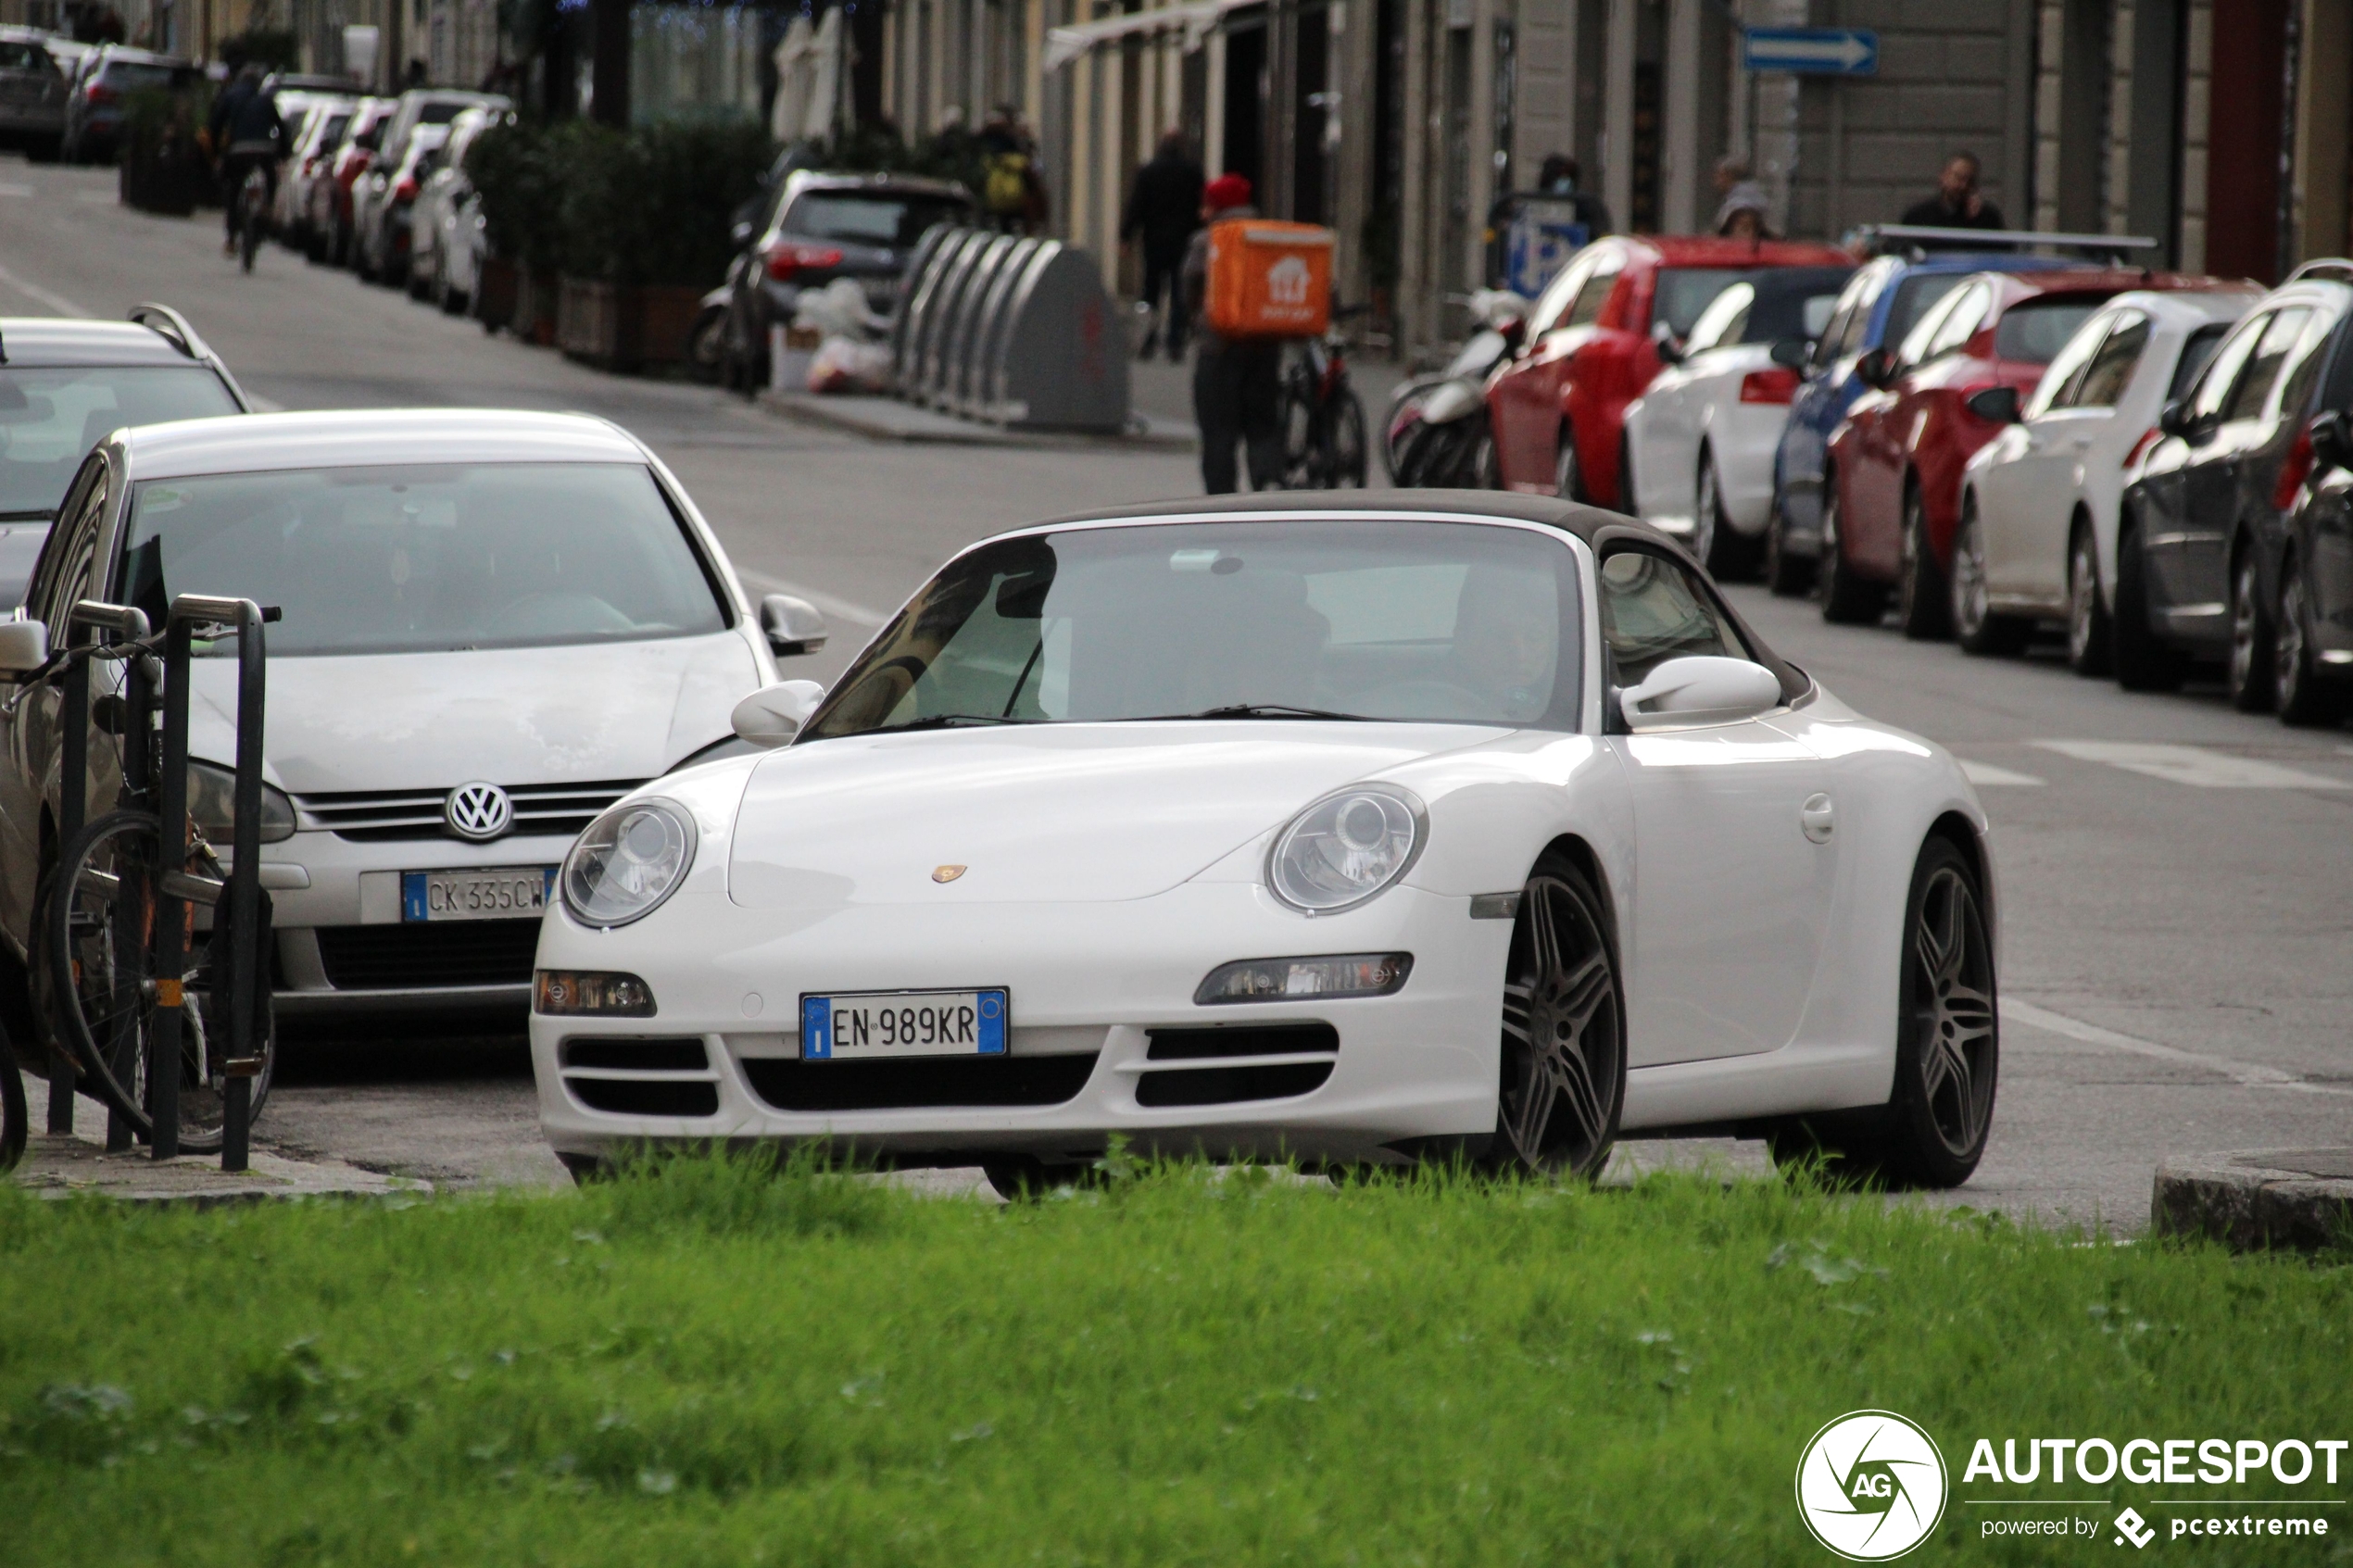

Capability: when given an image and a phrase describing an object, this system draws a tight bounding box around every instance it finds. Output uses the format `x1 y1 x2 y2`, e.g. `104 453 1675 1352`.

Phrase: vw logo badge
445 782 514 842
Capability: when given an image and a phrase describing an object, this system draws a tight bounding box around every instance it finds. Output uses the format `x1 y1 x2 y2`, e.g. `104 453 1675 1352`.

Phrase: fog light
535 970 658 1017
1194 953 1413 1005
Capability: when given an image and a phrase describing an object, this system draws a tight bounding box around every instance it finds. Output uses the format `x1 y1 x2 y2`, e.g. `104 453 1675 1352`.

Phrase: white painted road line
0 182 32 197
736 570 892 629
1958 760 2045 787
0 260 89 317
2032 740 2349 789
2003 997 2353 1098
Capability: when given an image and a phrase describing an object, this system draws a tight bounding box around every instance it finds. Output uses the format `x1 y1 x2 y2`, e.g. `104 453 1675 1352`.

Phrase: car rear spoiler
1854 225 2157 263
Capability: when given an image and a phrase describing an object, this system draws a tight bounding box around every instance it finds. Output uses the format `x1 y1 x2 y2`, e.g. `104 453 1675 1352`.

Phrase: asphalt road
6 155 2348 1221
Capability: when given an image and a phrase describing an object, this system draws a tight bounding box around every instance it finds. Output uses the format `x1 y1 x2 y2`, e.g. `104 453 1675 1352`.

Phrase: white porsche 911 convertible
531 495 1997 1195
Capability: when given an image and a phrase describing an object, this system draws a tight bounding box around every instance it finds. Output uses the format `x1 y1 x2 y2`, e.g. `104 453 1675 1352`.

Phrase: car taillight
393 176 418 201
2122 426 2161 471
1739 367 1799 405
86 82 118 104
763 243 843 282
2272 423 2314 510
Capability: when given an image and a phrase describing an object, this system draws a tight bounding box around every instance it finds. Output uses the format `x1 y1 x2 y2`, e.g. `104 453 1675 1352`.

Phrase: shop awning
1043 0 1262 70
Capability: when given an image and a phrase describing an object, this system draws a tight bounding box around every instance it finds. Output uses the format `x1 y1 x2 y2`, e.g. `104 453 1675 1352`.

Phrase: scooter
1380 290 1526 487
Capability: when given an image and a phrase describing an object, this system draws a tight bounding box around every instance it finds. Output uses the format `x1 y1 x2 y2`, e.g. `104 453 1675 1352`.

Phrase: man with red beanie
1182 173 1286 494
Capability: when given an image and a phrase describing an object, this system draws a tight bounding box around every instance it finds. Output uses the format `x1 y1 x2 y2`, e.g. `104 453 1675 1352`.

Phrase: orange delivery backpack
1202 220 1335 339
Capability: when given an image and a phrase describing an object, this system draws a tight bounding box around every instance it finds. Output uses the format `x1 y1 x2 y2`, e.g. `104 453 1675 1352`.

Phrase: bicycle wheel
1327 389 1368 487
241 196 260 273
44 809 275 1151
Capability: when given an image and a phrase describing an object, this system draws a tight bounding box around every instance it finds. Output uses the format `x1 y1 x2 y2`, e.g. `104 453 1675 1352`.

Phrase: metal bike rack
47 594 273 1170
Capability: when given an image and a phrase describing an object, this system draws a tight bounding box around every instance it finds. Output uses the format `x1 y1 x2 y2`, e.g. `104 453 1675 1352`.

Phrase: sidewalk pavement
2152 1149 2353 1251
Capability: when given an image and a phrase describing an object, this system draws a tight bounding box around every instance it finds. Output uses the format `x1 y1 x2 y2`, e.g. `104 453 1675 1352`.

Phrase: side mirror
1965 385 2021 424
730 679 826 746
1769 337 1811 370
1854 345 1896 392
1651 324 1683 366
0 617 46 678
729 219 754 248
2309 408 2351 474
2156 398 2192 439
1618 655 1783 732
760 593 828 657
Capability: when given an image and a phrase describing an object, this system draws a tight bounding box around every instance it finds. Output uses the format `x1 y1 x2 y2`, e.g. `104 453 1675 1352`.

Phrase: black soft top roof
1019 489 1813 704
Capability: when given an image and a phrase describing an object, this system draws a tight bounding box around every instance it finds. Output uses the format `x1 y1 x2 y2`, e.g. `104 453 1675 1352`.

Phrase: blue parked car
1765 249 2076 595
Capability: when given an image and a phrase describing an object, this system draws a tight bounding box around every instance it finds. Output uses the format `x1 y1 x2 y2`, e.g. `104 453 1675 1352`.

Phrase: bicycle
31 624 276 1153
1277 318 1370 490
235 163 269 273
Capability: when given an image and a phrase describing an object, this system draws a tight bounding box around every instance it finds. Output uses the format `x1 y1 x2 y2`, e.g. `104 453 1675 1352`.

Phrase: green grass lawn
2 1153 2347 1566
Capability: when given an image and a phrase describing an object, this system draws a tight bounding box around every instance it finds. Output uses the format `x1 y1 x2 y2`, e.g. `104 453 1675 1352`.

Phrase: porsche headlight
187 759 296 845
561 798 697 927
1266 784 1426 914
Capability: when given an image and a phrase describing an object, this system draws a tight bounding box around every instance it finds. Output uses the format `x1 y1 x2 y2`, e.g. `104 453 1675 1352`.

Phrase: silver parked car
0 26 69 160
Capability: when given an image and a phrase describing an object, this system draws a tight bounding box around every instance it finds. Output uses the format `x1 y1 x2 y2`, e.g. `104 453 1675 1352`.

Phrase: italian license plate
401 866 558 922
800 989 1007 1060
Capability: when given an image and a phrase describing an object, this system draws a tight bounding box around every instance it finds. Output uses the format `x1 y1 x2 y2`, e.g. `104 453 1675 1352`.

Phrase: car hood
727 721 1506 908
184 633 758 793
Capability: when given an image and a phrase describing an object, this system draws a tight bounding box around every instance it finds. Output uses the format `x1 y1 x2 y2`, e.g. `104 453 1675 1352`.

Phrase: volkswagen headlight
1266 784 1426 914
561 798 697 927
187 759 296 845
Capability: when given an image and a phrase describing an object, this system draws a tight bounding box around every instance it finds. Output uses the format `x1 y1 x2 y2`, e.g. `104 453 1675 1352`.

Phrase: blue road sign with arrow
1742 27 1879 76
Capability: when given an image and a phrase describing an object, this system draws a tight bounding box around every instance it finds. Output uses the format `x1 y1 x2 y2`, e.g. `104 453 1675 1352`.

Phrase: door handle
1801 793 1834 843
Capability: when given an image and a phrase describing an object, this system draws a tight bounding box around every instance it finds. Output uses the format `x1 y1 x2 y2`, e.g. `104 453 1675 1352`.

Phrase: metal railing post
62 603 153 1155
151 622 193 1164
53 628 90 1141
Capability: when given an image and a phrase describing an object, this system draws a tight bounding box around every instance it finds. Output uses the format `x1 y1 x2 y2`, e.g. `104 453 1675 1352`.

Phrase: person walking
1711 156 1772 237
1184 173 1284 495
207 61 283 256
1900 152 2007 243
1121 130 1204 360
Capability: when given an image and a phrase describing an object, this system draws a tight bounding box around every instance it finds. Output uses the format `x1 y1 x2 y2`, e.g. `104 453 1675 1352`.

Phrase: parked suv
2274 334 2353 723
2116 261 2353 706
721 169 973 389
0 26 68 160
60 45 195 164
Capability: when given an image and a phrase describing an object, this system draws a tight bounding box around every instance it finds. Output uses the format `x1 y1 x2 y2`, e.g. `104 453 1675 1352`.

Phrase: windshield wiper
1151 703 1371 721
868 713 1043 734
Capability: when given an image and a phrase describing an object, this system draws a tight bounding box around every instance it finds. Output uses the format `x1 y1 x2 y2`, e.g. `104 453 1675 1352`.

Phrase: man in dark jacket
208 61 283 254
1122 130 1204 360
1183 173 1284 495
1899 152 2008 245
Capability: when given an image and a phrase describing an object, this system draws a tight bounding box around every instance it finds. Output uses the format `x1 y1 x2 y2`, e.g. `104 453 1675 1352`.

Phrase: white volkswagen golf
0 408 822 1022
534 495 1997 1194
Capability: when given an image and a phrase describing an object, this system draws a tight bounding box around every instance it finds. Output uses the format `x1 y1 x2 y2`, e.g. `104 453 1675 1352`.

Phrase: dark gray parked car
59 44 195 164
721 169 973 390
0 27 68 160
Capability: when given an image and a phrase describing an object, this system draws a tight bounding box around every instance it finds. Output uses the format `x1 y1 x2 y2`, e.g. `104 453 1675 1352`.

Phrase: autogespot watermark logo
1796 1411 1950 1561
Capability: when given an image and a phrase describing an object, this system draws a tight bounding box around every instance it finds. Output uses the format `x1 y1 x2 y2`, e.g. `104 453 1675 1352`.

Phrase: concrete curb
2150 1148 2353 1251
8 1133 434 1208
757 389 1199 451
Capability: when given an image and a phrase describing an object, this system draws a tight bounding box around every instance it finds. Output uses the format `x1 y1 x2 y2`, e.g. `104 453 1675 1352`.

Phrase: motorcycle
1380 289 1527 487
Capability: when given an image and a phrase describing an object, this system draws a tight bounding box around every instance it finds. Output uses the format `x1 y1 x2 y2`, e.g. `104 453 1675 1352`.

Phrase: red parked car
1484 234 1854 508
1817 268 2221 634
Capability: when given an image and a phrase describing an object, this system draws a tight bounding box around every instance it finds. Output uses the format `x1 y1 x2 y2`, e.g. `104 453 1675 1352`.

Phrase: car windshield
1881 272 1970 350
118 462 729 658
0 41 55 70
100 61 176 90
1681 268 1854 353
786 192 971 247
2169 322 2233 401
1995 295 2110 363
0 366 240 518
1652 270 1764 338
803 519 1584 739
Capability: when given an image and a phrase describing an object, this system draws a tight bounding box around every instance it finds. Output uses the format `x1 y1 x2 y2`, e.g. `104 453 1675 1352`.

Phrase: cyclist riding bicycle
208 61 284 257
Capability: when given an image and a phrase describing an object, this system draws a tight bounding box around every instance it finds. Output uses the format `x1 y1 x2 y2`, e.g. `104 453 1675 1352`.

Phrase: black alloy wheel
1763 500 1814 596
2227 550 2277 713
1815 482 1886 624
1768 836 1997 1189
2065 521 2112 676
1895 483 1953 639
1696 450 1758 581
2274 554 2347 726
2109 512 2185 692
1949 502 2027 656
1489 857 1625 1179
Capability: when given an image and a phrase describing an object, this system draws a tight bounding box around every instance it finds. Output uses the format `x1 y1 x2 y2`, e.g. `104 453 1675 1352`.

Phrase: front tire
2065 521 2112 676
2227 550 2276 713
1895 483 1952 639
1950 501 2028 655
1763 499 1814 596
1696 449 1758 580
2274 554 2347 726
1487 857 1624 1179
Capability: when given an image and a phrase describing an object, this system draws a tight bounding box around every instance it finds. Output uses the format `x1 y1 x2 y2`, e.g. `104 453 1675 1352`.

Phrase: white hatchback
0 408 823 1019
1952 286 2258 667
1619 266 1851 577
